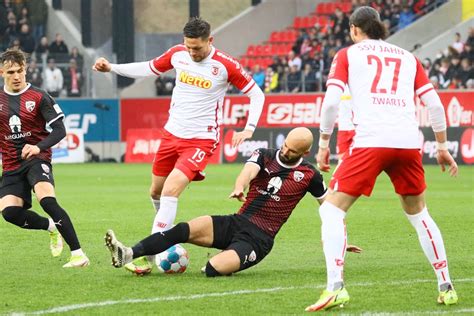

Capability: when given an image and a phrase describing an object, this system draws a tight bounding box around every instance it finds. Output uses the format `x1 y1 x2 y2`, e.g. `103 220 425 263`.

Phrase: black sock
2 206 49 230
132 222 190 259
40 197 81 251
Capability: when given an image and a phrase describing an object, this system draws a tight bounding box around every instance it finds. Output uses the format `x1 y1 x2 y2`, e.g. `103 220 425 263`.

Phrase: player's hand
436 150 458 177
229 189 246 202
316 147 331 172
21 144 41 160
92 57 111 72
232 129 253 148
346 245 362 254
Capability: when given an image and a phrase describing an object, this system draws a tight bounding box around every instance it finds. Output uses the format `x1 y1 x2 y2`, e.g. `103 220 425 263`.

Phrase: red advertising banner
125 128 163 163
121 92 473 139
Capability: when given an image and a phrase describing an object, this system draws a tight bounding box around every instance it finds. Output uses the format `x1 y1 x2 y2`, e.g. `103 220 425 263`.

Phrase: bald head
286 127 313 153
279 127 314 164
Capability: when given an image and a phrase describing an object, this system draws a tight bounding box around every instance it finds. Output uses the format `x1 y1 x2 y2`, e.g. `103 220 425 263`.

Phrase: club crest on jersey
179 71 212 89
293 171 304 182
25 101 35 112
41 164 50 174
211 66 219 76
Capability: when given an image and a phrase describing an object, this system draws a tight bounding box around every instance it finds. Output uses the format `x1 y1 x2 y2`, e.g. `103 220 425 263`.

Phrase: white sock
47 218 56 232
71 249 84 257
319 201 347 291
406 207 452 290
151 198 160 214
151 196 178 234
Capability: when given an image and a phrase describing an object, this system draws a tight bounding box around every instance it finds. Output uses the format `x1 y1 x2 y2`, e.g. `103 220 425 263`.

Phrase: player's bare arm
232 129 253 148
316 134 331 172
92 57 111 72
228 162 260 202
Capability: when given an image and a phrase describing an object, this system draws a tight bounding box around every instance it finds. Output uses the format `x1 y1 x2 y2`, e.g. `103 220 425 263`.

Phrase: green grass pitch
0 163 472 315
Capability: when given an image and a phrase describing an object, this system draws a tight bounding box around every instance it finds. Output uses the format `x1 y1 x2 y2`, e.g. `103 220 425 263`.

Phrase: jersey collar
276 150 303 169
4 83 31 96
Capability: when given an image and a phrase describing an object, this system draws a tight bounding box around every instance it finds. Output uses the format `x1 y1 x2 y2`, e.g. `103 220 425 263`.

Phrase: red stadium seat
246 45 256 56
262 44 271 56
293 16 303 29
315 3 324 15
269 31 280 43
254 45 264 56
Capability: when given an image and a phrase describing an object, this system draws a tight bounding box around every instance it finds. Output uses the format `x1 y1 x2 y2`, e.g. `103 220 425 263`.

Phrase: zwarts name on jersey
5 115 31 140
257 176 282 201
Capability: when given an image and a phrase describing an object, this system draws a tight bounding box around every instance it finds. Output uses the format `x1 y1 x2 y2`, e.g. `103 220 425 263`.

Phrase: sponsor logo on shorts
41 164 50 173
248 250 257 262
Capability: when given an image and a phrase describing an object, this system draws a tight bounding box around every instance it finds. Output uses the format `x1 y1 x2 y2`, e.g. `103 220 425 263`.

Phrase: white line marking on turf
9 278 474 315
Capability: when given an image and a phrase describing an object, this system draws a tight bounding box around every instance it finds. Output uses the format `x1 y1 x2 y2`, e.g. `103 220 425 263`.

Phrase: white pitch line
9 278 474 315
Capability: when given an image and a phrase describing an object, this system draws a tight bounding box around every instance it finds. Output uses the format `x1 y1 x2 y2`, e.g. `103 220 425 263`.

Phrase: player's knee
2 206 24 226
204 261 223 277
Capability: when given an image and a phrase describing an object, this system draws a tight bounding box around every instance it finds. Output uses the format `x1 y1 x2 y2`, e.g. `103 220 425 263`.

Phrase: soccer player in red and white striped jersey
93 17 265 275
306 6 458 311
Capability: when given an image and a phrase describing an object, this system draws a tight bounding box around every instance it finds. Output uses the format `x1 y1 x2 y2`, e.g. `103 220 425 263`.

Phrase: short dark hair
183 17 211 39
349 6 388 40
0 48 27 66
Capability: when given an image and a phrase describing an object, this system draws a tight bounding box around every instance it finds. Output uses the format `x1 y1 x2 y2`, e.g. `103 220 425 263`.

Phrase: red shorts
330 148 426 197
152 130 218 181
336 130 355 156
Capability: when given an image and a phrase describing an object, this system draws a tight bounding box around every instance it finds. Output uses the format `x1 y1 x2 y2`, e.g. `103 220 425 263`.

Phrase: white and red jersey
327 39 433 149
337 87 354 131
149 45 256 140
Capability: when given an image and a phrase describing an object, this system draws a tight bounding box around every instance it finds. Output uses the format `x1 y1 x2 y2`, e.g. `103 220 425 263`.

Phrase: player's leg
387 149 457 305
307 148 382 312
0 172 53 231
105 216 214 267
150 174 166 215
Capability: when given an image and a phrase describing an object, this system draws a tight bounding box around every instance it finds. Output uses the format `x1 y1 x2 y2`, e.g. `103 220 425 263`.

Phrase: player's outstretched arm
229 162 260 202
233 84 265 147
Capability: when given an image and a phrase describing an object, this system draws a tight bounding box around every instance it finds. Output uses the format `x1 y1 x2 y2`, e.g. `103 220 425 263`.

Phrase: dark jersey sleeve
245 148 267 169
307 168 327 199
40 93 64 125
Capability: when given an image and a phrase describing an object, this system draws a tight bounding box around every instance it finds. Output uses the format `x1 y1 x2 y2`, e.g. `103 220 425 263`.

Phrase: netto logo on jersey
179 71 212 89
5 115 31 140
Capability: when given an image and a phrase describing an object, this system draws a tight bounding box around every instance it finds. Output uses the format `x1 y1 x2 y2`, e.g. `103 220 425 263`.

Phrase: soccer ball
155 244 189 274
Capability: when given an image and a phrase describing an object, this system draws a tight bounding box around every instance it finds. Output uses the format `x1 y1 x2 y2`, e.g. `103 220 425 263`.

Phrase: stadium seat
246 45 256 57
269 31 280 43
293 16 303 29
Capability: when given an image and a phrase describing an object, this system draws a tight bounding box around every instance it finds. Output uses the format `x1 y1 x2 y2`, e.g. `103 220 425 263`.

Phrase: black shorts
0 160 55 209
211 214 274 272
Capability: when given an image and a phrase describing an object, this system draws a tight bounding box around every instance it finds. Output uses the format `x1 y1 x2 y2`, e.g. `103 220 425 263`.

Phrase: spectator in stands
302 63 317 92
154 77 174 96
69 46 84 70
4 11 18 46
287 50 302 71
26 59 42 87
17 6 30 28
35 35 49 62
451 32 464 54
390 4 400 30
458 58 473 88
331 7 350 33
436 58 453 89
264 67 278 93
26 0 48 42
252 64 265 90
42 58 63 97
294 29 309 55
287 64 301 93
449 55 461 77
447 75 462 89
422 58 432 77
18 23 35 53
49 33 69 62
300 38 312 56
467 27 474 48
398 5 415 30
9 37 20 49
63 58 82 97
460 43 473 61
430 76 440 89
